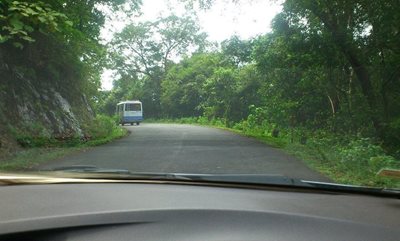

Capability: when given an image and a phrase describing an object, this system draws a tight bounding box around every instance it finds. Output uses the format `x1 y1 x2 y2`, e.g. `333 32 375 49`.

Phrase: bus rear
117 101 143 125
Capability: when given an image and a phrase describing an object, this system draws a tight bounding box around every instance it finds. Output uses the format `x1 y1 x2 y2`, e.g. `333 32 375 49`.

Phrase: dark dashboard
0 182 399 241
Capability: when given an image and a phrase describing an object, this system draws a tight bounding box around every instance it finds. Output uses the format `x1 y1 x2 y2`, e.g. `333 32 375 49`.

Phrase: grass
0 115 128 171
3 116 398 188
84 126 128 147
0 129 128 172
286 141 400 188
146 118 287 148
146 117 400 189
0 147 83 171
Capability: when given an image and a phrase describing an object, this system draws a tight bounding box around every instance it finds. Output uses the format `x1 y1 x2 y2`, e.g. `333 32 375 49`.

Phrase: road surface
40 123 329 181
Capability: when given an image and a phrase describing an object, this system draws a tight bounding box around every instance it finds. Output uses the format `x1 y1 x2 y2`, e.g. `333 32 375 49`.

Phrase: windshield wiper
47 166 306 185
300 180 400 197
47 165 192 181
183 173 399 197
51 165 132 174
174 173 308 186
173 173 399 197
42 166 399 198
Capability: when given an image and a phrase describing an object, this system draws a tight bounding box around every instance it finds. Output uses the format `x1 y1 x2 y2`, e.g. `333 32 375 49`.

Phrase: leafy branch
0 0 73 49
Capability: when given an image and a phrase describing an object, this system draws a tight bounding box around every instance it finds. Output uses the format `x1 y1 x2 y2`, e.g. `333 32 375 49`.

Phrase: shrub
8 115 126 148
338 138 383 165
297 135 400 187
9 122 54 147
86 115 119 139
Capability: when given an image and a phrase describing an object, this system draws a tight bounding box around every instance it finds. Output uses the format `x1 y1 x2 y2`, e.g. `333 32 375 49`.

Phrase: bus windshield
125 103 141 111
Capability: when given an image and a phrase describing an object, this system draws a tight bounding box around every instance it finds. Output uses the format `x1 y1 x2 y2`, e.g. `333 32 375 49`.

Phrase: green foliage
289 135 400 188
0 0 141 161
221 35 253 66
153 117 399 188
85 115 123 140
159 51 261 122
0 147 82 171
8 115 126 148
161 53 224 118
1 0 142 113
0 0 69 48
8 122 52 148
98 0 400 187
203 67 238 120
281 0 400 139
106 14 207 117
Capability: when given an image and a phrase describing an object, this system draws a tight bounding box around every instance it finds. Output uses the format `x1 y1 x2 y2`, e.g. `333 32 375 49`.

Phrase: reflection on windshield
0 0 399 190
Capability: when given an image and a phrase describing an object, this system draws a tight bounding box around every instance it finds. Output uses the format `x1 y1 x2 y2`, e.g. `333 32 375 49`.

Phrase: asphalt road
40 123 329 181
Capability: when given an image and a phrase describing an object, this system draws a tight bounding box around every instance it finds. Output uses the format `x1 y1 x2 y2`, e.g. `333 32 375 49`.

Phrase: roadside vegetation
0 115 127 171
0 0 399 188
0 0 138 170
97 0 400 188
147 117 400 188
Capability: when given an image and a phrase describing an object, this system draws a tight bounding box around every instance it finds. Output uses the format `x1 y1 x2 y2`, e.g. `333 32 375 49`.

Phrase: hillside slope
0 49 94 159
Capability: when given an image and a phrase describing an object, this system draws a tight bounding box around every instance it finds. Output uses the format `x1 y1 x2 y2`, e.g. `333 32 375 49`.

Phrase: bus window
125 103 141 111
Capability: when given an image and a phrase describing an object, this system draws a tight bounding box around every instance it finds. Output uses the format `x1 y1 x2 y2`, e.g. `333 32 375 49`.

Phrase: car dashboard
0 182 399 241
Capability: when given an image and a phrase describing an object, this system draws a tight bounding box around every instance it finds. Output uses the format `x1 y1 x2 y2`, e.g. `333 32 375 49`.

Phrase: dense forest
95 0 400 185
1 0 399 185
99 0 400 147
0 0 140 154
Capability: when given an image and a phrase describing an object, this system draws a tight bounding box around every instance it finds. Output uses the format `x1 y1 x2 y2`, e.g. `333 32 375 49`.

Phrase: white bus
116 100 143 125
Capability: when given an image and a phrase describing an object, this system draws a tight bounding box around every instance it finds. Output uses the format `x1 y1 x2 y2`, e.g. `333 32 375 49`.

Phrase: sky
100 0 283 90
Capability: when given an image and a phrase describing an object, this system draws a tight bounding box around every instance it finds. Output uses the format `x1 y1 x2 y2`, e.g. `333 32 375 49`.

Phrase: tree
161 53 223 117
110 15 206 78
221 35 253 67
0 0 142 123
282 0 400 140
0 0 71 49
109 14 207 117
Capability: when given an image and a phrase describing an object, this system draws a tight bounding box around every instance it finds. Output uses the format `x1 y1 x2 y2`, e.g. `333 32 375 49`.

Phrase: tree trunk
307 4 385 139
336 38 384 139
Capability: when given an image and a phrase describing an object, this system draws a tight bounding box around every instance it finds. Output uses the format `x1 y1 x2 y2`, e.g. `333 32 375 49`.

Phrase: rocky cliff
0 49 94 159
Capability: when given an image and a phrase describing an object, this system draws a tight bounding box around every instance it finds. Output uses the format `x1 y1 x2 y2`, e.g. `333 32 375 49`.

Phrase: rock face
12 87 88 138
0 50 94 158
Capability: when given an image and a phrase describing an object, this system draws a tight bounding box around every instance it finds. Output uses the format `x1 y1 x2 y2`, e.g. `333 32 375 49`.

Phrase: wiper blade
47 167 307 185
47 165 192 181
174 173 309 186
302 180 400 197
43 167 400 197
183 174 399 197
51 165 131 175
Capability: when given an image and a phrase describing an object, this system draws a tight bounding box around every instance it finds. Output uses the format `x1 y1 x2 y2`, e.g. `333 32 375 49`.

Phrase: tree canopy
3 0 398 149
99 0 400 150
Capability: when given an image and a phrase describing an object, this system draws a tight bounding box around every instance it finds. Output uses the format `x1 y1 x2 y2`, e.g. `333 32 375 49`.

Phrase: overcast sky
100 0 283 90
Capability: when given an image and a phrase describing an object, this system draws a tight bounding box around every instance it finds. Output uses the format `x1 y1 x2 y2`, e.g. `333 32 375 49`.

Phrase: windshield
125 103 141 111
0 0 399 190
